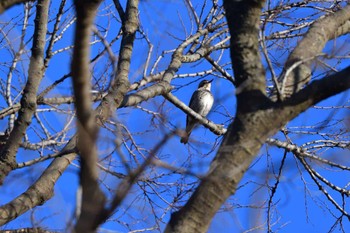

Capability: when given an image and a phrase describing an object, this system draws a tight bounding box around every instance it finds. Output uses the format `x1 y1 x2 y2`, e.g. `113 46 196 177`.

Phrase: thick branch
120 13 225 108
97 0 139 122
165 64 350 233
165 1 267 232
224 0 266 94
74 1 140 228
165 2 350 232
0 139 76 226
280 65 350 116
0 0 30 14
71 0 105 232
281 5 350 98
0 0 49 184
1 3 229 229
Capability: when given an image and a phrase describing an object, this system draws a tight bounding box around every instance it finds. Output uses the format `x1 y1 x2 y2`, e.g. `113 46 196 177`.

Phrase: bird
180 79 214 144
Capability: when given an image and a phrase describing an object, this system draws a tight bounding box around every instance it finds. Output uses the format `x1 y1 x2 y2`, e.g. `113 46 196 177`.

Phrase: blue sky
0 0 350 232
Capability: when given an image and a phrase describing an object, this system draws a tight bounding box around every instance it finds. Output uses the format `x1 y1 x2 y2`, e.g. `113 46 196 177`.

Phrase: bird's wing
188 90 202 112
185 90 201 131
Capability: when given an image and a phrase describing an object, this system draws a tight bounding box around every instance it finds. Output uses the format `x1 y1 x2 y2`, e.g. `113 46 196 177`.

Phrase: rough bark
97 0 139 122
0 0 49 184
165 1 267 232
165 1 350 232
281 4 350 98
0 140 76 226
0 0 140 228
1 1 350 231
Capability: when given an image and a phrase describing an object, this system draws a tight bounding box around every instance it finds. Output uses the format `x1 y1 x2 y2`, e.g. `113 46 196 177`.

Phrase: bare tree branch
93 132 174 228
112 0 125 23
71 0 105 231
166 1 267 232
280 4 350 98
96 0 139 122
0 228 59 233
281 65 350 113
0 0 140 228
224 0 266 94
1 1 350 231
0 0 50 184
0 139 76 226
0 0 31 14
74 0 140 231
165 1 350 232
163 92 226 136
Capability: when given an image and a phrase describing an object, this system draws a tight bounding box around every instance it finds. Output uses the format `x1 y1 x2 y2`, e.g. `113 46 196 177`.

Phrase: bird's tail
180 134 189 144
180 123 195 144
180 130 193 144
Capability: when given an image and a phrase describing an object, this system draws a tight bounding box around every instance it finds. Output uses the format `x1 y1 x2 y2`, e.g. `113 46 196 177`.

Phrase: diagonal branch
280 4 350 98
165 2 350 233
93 132 174 228
0 0 31 14
163 92 226 136
280 65 350 116
0 139 76 226
0 0 50 184
96 0 139 122
112 0 125 23
0 0 140 229
165 1 267 233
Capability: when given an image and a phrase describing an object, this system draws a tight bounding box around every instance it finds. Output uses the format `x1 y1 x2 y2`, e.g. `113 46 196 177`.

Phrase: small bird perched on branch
180 79 214 144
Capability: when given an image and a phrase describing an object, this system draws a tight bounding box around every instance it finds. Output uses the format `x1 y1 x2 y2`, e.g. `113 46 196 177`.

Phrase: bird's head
198 79 213 90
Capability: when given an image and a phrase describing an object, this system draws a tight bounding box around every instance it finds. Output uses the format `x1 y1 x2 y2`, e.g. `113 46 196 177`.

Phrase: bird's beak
208 79 213 83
